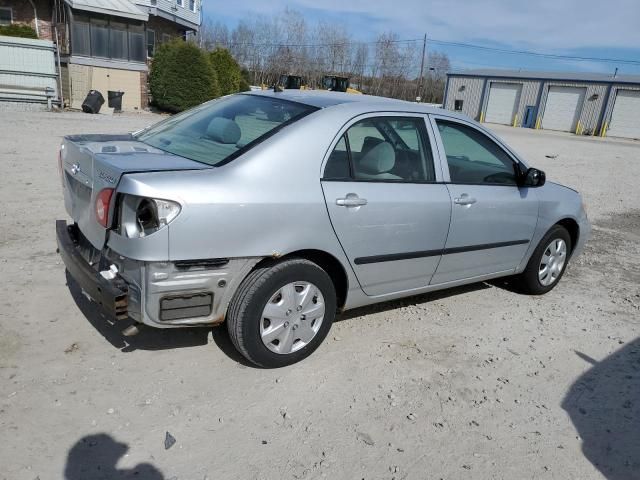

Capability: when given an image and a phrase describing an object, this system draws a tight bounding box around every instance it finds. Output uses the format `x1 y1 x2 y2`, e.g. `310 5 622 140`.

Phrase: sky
202 0 640 76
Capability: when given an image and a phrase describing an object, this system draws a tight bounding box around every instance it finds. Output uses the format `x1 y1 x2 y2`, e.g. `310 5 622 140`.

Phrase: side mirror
522 167 546 187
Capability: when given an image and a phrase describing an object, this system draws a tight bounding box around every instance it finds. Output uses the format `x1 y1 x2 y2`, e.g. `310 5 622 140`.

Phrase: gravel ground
0 111 638 480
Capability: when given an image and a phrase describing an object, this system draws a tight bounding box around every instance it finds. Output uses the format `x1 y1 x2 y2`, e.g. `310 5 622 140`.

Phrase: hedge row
0 24 38 39
149 41 249 113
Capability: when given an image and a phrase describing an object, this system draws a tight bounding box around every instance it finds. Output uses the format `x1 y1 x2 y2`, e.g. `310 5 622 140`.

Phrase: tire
227 258 337 368
517 225 572 295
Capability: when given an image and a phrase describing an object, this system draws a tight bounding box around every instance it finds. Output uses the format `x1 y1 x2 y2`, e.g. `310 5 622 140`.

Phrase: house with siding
0 0 201 110
443 69 640 140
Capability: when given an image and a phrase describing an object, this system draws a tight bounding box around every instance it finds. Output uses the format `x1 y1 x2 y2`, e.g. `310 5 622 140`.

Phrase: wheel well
254 250 349 309
556 218 579 253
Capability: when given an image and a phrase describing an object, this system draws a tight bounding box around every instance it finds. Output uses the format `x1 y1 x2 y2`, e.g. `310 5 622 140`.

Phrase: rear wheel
517 225 572 294
227 258 336 368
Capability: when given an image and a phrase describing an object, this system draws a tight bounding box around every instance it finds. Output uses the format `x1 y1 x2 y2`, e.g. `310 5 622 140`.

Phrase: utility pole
416 34 426 102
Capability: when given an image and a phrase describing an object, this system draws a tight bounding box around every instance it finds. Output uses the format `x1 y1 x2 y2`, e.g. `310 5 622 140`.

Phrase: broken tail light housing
95 188 115 227
117 195 181 238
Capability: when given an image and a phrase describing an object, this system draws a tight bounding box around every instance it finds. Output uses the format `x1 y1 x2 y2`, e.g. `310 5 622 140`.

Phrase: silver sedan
56 90 590 367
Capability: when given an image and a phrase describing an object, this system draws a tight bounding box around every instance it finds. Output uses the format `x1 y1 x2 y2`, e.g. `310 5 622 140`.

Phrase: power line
220 38 423 48
427 38 640 66
211 35 640 66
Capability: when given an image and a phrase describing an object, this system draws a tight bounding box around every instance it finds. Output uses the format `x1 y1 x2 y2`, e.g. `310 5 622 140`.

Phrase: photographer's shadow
563 338 640 479
65 434 164 480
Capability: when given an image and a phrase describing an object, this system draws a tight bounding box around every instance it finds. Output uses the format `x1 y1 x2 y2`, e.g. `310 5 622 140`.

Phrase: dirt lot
0 110 638 480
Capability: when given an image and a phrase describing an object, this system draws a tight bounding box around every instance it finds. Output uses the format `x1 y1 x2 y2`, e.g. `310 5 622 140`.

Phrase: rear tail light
96 188 115 227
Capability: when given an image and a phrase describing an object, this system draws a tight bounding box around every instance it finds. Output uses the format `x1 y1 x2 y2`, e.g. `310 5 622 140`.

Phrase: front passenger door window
436 120 518 185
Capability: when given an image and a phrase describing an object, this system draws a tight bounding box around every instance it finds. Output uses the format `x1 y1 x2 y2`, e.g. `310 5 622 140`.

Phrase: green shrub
149 40 220 112
0 24 38 39
209 48 249 95
239 68 252 92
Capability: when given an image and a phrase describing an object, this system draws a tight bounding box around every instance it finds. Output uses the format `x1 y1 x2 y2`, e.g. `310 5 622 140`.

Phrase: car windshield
136 94 317 166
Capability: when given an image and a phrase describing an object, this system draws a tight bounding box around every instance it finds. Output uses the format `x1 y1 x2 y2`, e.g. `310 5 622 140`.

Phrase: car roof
242 89 466 119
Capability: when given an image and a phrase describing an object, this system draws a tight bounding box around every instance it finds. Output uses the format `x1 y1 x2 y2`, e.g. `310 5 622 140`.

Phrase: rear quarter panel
113 110 360 289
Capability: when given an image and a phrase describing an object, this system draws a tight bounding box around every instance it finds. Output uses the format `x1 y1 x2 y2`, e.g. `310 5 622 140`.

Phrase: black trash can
81 90 104 114
108 90 125 112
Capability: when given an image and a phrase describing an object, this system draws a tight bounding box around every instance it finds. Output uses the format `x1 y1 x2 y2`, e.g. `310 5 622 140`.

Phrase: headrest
206 117 241 144
359 142 395 174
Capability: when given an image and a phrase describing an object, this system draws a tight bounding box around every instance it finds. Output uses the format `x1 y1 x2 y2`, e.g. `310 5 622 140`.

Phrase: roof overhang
145 8 199 31
65 0 148 21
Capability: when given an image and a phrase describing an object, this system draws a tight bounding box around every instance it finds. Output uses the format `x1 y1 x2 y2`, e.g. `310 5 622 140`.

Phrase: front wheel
516 225 572 295
226 258 336 368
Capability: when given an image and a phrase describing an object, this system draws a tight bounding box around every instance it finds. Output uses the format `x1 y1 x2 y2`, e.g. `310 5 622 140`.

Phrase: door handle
336 194 367 207
454 194 477 206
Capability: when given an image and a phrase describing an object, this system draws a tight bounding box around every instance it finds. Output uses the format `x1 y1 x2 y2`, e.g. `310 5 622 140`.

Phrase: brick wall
140 70 148 109
0 0 54 41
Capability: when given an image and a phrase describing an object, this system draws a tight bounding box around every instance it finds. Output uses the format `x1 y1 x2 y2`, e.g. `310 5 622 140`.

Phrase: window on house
150 0 156 4
71 21 91 56
146 29 155 57
70 12 147 63
162 33 171 43
454 99 464 111
176 0 184 7
189 0 196 12
0 7 12 26
90 18 109 58
109 22 128 60
128 31 145 62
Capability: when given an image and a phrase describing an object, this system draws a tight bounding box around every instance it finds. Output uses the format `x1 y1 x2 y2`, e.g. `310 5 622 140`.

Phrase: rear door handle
336 194 367 207
454 194 477 206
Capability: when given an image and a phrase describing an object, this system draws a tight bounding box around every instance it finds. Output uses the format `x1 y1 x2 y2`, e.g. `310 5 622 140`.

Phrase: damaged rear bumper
56 220 129 319
56 220 260 328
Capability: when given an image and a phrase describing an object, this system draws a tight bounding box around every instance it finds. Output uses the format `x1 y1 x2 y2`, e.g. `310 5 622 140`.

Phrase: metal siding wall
0 35 59 103
579 84 607 134
439 74 640 136
537 82 607 134
516 81 540 126
444 76 484 120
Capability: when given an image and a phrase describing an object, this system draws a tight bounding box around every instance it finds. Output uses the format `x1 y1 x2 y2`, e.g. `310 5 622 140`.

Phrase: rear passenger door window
323 116 435 182
436 120 518 185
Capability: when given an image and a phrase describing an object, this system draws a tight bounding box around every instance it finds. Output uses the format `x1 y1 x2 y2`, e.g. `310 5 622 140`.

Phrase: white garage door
484 83 522 125
542 86 586 132
607 90 640 139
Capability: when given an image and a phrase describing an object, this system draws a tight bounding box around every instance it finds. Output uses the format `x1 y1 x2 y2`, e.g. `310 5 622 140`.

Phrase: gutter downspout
26 0 40 38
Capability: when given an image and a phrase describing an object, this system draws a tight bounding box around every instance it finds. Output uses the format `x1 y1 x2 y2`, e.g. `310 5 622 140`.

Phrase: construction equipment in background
277 74 307 90
321 75 362 94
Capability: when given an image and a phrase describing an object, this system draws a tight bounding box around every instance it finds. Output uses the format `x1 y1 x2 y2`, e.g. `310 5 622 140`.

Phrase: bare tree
208 8 450 101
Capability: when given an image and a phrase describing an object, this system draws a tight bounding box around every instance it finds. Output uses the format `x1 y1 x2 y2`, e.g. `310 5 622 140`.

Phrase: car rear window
136 94 317 166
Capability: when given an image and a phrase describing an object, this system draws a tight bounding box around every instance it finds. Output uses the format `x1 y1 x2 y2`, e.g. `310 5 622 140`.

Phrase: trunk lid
61 134 211 250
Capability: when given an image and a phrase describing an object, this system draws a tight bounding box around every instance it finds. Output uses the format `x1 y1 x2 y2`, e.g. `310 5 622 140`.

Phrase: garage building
443 69 640 139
